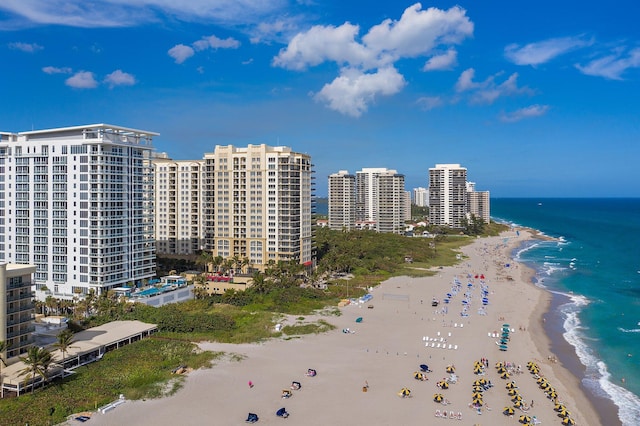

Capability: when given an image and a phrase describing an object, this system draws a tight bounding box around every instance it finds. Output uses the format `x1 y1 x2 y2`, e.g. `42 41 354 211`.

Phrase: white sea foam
556 292 640 425
618 327 640 333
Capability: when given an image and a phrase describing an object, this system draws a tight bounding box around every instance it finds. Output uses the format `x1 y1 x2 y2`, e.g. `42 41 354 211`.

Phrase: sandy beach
86 229 601 426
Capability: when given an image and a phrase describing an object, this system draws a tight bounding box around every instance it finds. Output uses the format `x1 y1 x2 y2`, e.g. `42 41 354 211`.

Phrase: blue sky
1 1 639 197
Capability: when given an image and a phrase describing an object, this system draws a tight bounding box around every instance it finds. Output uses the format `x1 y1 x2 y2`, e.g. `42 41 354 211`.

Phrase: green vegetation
0 339 221 425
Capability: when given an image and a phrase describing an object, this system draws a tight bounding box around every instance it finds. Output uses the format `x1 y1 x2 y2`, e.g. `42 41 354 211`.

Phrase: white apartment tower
428 164 467 228
203 145 313 271
413 187 429 207
328 170 356 231
153 154 205 255
0 124 156 299
355 168 405 233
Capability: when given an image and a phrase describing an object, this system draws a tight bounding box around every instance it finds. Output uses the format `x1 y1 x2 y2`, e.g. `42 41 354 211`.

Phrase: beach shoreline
85 229 606 426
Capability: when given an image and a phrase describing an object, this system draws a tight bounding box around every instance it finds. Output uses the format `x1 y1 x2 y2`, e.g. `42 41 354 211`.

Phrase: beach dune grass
0 339 222 425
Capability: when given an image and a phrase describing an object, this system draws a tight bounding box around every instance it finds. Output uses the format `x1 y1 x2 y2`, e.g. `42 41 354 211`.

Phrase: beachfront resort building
329 167 406 234
202 144 314 271
328 170 356 231
152 154 205 255
428 164 468 228
0 263 37 361
0 124 157 300
466 182 491 224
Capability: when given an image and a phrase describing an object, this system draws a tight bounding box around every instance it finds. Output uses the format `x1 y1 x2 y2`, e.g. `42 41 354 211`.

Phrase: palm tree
53 329 76 377
0 340 7 398
19 346 53 393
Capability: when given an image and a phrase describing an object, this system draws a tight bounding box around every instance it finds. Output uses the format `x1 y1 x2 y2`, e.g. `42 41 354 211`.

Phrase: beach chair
435 410 441 417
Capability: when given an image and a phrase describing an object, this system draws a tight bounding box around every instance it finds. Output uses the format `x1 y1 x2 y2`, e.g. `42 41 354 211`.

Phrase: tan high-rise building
203 145 313 271
153 154 205 255
466 182 490 224
328 170 356 231
0 263 37 361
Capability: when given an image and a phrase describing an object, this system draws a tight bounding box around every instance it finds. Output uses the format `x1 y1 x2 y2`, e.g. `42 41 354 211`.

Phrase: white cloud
104 69 136 88
42 66 72 74
193 34 240 51
455 68 533 105
65 71 98 89
168 44 195 64
314 67 406 118
423 49 457 71
8 41 43 52
275 3 473 116
500 104 550 122
575 47 640 80
504 36 591 66
416 96 443 110
0 0 286 28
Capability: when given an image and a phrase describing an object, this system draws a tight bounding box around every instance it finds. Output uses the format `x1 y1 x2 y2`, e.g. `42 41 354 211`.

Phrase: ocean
491 198 640 426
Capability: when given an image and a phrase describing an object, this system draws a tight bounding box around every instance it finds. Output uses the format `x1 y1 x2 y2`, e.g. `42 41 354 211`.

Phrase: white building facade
412 187 429 207
428 164 468 228
153 155 205 255
328 170 356 231
0 124 156 299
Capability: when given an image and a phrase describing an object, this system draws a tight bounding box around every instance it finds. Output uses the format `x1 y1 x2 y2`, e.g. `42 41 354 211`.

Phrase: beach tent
503 407 515 416
245 413 259 423
276 408 289 418
420 364 431 372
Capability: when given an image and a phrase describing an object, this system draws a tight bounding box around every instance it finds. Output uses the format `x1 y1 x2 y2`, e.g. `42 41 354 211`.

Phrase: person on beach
248 381 254 388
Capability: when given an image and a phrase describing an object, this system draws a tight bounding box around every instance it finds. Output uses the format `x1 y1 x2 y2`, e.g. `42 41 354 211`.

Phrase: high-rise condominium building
203 145 313 271
355 168 405 233
428 164 467 228
0 263 36 361
328 170 356 231
413 187 429 207
153 154 205 255
466 182 490 224
0 124 156 299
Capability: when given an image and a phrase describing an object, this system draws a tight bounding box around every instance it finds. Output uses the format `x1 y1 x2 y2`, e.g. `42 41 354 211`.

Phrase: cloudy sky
1 0 639 197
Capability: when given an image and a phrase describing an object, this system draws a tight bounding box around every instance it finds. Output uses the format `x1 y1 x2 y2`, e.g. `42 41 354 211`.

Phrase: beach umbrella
530 366 539 374
506 381 517 389
479 378 487 385
473 379 483 386
433 393 444 402
503 407 515 416
497 367 507 374
513 401 523 408
472 398 483 406
414 372 424 380
536 377 547 384
562 417 576 425
398 388 411 398
539 382 550 390
496 362 504 369
527 361 536 369
499 345 508 352
446 365 455 373
501 372 510 379
438 381 449 389
508 389 519 396
558 409 571 418
547 391 558 400
554 403 566 412
511 395 523 402
474 366 483 375
472 392 483 399
519 415 532 424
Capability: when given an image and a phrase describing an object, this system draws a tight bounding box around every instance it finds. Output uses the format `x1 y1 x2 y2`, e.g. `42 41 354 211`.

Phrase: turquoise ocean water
491 198 640 425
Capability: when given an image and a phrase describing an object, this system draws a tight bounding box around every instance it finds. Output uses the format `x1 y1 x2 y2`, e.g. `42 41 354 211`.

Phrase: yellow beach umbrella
503 407 515 416
446 365 455 373
511 395 523 402
562 417 576 425
501 372 510 379
513 401 523 408
506 381 517 389
472 398 483 406
508 389 519 396
519 415 532 424
472 392 483 399
554 403 566 412
496 361 505 369
497 367 507 374
433 393 444 402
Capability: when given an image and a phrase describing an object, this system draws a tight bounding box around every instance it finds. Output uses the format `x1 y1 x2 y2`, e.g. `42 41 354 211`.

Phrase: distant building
466 182 490 224
413 187 429 207
153 154 205 255
403 191 412 221
0 263 37 361
353 168 406 234
0 124 156 299
328 170 356 230
428 164 468 228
